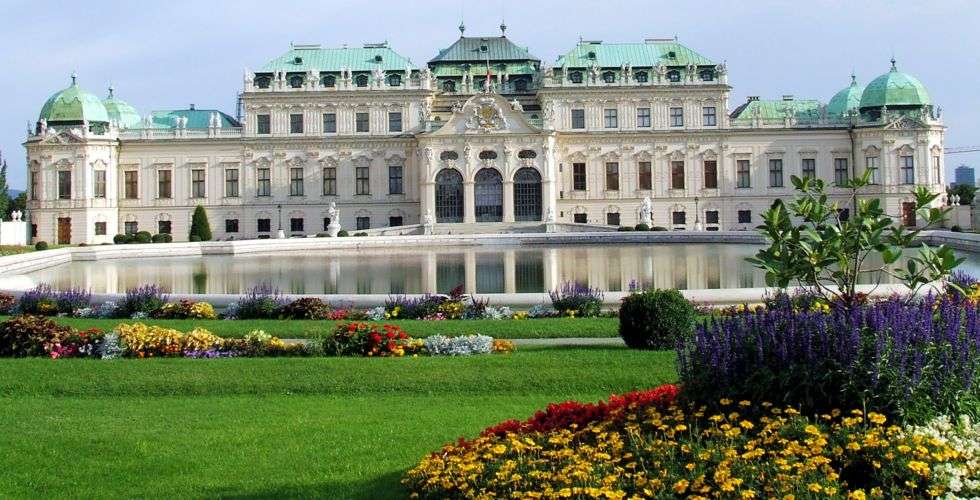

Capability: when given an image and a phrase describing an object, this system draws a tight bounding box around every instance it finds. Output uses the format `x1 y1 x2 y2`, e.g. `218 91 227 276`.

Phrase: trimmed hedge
618 289 695 350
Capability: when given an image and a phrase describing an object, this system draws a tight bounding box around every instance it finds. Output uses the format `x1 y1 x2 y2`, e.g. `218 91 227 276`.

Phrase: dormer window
480 45 488 52
667 70 681 82
699 69 715 81
387 74 401 86
634 71 648 83
569 71 583 84
587 51 596 59
443 80 456 92
440 151 459 161
602 71 615 83
293 56 303 64
667 51 676 59
355 74 368 87
321 74 336 87
513 78 528 92
518 150 537 159
374 55 383 62
255 75 271 89
288 75 304 88
479 150 498 160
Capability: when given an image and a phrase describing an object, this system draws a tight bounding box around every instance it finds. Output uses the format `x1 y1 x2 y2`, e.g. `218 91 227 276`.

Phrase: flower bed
404 389 979 499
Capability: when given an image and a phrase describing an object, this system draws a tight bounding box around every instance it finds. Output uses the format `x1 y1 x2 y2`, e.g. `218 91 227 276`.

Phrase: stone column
421 181 435 222
541 137 558 222
422 251 437 294
502 180 515 222
504 250 516 294
463 180 475 223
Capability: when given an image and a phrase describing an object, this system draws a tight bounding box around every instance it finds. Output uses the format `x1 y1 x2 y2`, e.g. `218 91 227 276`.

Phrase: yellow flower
867 413 887 425
672 480 689 493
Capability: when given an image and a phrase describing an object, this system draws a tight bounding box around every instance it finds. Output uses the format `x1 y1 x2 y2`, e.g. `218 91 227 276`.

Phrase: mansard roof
429 36 540 64
556 40 715 68
259 44 415 73
131 108 241 129
730 97 824 124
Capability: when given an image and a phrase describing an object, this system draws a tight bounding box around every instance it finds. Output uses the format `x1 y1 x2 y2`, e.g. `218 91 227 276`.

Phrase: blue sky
0 0 977 189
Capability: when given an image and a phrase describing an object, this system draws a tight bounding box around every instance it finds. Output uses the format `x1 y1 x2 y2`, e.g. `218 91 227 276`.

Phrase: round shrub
277 297 331 320
113 234 131 244
0 315 72 357
951 225 963 232
617 226 634 232
316 232 330 238
651 226 668 231
354 232 368 237
189 235 202 242
34 241 48 251
634 223 650 231
618 289 695 350
152 233 173 243
337 230 349 237
134 231 152 243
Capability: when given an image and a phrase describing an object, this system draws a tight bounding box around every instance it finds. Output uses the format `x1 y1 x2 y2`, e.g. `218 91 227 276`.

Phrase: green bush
0 315 72 357
113 234 131 244
634 223 650 231
189 235 202 242
316 232 330 237
617 226 634 232
951 225 963 232
277 297 332 320
151 233 173 243
134 231 152 243
354 232 368 237
618 289 695 350
651 226 668 231
337 230 349 237
189 205 212 242
34 241 48 251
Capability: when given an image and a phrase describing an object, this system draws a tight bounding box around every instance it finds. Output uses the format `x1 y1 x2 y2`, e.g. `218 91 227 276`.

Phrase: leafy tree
0 152 8 218
188 205 212 242
8 192 26 219
947 183 976 206
748 171 961 309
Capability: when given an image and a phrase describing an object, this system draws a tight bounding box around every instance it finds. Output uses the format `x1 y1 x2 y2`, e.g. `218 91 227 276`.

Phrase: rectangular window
355 112 369 133
834 158 849 186
638 161 652 190
705 210 719 224
388 165 403 194
573 213 587 224
356 217 370 230
94 221 107 235
606 213 620 226
605 162 619 191
158 221 171 235
670 107 684 127
866 156 880 184
571 109 585 129
256 168 271 197
769 159 784 188
702 106 717 126
389 216 403 227
901 156 915 184
157 170 172 199
58 171 71 199
257 218 271 232
736 160 751 188
672 211 686 225
290 218 304 233
290 168 304 196
355 166 370 195
603 108 618 128
932 156 941 182
225 219 239 233
289 113 303 134
802 158 816 179
30 171 38 200
124 221 138 235
573 163 586 190
704 160 718 189
256 114 271 134
191 169 205 198
124 171 138 199
94 170 106 198
322 167 336 195
636 108 651 128
225 169 239 197
738 210 751 224
388 112 402 132
322 113 337 133
671 161 685 189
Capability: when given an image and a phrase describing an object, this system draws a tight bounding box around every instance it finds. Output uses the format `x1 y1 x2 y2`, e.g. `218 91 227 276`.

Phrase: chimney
782 95 794 101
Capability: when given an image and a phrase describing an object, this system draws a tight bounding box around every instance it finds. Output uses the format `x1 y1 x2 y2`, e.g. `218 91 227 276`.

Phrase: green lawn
0 346 675 498
3 315 619 339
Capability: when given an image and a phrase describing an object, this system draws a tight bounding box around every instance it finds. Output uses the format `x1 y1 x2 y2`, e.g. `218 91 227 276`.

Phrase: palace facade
24 26 944 244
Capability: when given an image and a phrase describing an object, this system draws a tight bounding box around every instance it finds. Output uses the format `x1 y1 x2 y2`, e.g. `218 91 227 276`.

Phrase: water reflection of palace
28 244 773 295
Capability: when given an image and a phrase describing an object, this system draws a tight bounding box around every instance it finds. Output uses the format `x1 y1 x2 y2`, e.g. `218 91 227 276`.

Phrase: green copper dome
827 74 864 116
38 73 109 124
859 60 930 109
102 85 141 129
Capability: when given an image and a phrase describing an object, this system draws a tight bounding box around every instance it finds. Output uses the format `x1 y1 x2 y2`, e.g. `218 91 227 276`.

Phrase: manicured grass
0 347 675 498
1 315 620 339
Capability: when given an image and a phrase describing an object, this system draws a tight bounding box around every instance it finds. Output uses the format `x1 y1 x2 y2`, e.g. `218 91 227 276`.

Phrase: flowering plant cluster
404 393 976 499
0 292 14 314
17 284 92 316
548 281 604 317
153 300 218 320
423 334 494 356
320 322 413 357
906 414 980 497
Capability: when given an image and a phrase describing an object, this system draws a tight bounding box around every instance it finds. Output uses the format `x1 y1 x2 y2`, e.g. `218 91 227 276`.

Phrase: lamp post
693 196 703 231
276 204 285 239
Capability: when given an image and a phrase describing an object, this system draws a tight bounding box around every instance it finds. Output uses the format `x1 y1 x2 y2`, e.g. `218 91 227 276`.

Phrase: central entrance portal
474 168 503 222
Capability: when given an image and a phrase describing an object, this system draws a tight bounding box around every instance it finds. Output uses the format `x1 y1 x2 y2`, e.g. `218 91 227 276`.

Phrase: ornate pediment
897 144 915 155
426 91 540 136
287 155 306 167
885 116 925 130
318 155 339 168
633 149 654 161
40 130 85 145
863 145 881 155
52 158 73 169
252 156 272 168
700 148 718 160
667 149 686 161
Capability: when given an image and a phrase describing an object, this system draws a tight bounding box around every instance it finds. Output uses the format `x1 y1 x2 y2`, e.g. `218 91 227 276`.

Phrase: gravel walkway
282 337 624 347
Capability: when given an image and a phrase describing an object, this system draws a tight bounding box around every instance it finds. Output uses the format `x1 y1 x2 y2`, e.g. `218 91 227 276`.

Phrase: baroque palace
24 25 944 244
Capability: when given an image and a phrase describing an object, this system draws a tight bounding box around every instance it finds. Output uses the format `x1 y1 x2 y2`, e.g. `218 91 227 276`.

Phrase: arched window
387 74 402 86
355 74 369 87
602 71 616 83
255 76 271 89
443 80 456 92
475 169 503 222
321 74 336 87
513 78 528 92
513 168 542 221
289 75 304 88
439 151 458 161
667 70 681 82
634 71 648 83
435 169 464 223
569 71 583 84
479 150 498 160
699 69 715 81
518 150 537 159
